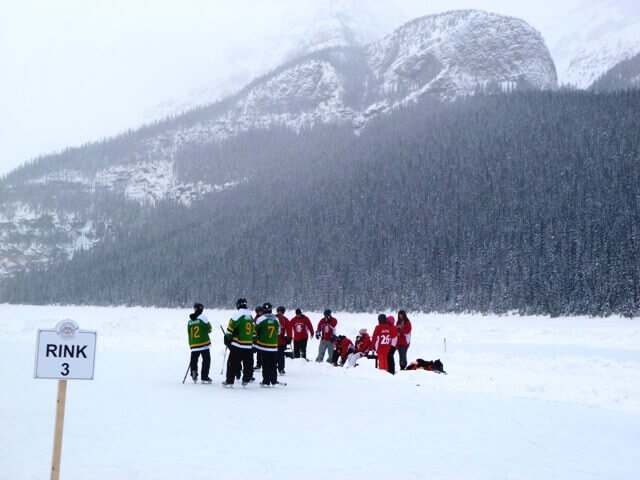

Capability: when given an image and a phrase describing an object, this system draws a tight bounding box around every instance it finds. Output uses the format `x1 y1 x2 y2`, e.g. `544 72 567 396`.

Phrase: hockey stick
219 325 229 376
220 346 228 376
182 363 190 384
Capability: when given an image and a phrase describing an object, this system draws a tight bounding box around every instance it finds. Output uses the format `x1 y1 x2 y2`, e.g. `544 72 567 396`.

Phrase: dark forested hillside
590 51 640 93
3 90 639 316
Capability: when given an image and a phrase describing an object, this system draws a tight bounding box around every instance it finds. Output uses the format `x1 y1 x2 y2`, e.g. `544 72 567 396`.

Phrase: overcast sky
0 0 633 176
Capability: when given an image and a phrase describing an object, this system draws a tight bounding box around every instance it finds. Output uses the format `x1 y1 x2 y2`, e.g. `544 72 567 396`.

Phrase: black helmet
277 306 285 313
236 298 247 309
377 313 387 323
262 302 273 313
324 309 332 317
193 302 204 312
295 308 302 315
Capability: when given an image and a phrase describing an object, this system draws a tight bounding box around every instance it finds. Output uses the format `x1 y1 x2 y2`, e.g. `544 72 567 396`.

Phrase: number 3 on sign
60 363 69 376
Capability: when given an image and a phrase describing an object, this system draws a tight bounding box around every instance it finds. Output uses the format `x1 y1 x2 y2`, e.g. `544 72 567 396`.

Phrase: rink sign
34 320 97 380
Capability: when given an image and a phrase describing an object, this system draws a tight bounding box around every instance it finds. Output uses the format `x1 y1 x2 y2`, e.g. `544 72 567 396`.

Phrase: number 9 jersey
226 309 255 349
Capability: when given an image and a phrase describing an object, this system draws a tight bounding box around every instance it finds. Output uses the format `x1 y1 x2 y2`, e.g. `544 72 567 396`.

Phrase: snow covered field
1 304 639 480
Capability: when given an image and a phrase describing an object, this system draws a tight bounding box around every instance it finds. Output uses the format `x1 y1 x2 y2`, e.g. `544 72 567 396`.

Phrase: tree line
2 90 639 316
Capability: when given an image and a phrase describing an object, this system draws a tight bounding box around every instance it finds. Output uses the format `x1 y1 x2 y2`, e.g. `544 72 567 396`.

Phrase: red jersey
371 323 398 351
396 318 412 347
276 313 292 346
336 337 355 361
316 316 338 341
290 314 314 340
355 333 371 353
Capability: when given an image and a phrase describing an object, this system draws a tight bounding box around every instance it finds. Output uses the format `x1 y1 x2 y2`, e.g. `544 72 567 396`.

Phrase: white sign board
34 320 97 380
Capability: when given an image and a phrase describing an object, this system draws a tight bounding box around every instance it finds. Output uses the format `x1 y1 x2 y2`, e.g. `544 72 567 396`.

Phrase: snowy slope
545 0 640 88
1 305 638 479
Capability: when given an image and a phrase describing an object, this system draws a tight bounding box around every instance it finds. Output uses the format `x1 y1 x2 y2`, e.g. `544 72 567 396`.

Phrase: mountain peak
367 9 557 101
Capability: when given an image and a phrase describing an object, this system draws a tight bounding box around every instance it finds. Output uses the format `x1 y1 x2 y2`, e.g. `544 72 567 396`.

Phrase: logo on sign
56 320 79 340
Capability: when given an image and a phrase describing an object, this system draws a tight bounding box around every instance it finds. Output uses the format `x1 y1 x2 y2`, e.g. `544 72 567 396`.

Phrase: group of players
186 298 413 387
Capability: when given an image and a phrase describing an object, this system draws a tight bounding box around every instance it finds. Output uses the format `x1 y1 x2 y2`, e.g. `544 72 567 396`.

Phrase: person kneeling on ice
371 314 398 374
331 335 355 366
345 328 371 368
255 302 283 387
187 303 213 383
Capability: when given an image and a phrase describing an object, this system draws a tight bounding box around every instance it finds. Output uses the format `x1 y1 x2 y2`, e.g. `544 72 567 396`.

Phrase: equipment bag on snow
406 358 444 372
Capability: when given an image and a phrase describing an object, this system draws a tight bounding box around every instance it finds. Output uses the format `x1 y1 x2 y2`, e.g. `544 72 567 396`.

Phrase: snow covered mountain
145 0 406 121
546 0 640 88
0 10 557 279
159 10 556 146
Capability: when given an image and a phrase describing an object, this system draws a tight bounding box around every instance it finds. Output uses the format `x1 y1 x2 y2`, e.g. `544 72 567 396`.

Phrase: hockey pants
226 346 253 384
190 348 211 379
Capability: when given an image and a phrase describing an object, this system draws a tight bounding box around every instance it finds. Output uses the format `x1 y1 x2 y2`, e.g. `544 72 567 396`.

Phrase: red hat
386 315 395 326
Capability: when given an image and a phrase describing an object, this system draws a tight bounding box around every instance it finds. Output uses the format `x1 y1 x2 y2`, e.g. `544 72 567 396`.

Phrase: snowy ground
1 304 639 480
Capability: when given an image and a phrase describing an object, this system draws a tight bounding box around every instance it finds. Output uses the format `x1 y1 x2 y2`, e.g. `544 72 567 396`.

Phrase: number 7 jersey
254 313 280 351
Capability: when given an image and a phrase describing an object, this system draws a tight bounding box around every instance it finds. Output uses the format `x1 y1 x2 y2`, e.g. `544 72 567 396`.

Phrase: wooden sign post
34 320 97 480
51 379 67 480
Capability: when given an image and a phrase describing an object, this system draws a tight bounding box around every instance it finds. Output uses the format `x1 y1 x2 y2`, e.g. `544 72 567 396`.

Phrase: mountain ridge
0 9 557 280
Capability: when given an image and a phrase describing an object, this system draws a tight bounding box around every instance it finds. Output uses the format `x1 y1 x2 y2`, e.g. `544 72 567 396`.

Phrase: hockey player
223 298 254 387
386 315 397 373
275 306 291 374
396 310 412 370
331 335 355 366
345 328 372 368
371 314 398 374
289 308 314 359
315 309 338 363
187 303 212 383
254 302 281 386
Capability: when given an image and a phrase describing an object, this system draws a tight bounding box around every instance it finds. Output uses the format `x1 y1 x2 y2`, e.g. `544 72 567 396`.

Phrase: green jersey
188 314 212 350
226 308 254 349
255 313 279 351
